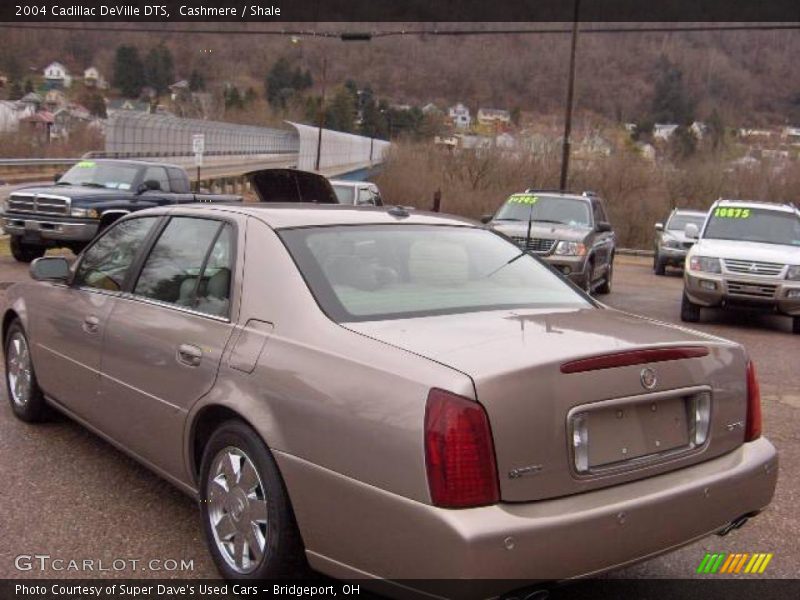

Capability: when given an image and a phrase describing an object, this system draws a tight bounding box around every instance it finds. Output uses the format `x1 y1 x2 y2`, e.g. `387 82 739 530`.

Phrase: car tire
9 237 46 263
596 258 613 295
793 317 800 335
680 292 701 323
653 254 666 276
4 319 49 422
199 419 305 580
583 260 594 295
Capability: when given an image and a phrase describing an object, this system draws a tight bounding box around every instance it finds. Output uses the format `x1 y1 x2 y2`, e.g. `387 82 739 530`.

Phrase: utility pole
314 56 327 172
559 0 581 191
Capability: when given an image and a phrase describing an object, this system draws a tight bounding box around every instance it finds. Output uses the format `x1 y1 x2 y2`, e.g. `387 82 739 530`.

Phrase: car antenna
524 193 536 252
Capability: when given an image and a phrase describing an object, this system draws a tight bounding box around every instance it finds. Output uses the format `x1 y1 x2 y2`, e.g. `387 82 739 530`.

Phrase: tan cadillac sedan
3 203 777 595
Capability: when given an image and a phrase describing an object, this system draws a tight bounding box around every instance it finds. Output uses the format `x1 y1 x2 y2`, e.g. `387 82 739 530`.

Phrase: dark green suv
484 190 616 294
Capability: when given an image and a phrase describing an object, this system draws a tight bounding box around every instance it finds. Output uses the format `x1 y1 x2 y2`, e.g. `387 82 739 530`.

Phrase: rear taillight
745 360 762 442
424 389 500 508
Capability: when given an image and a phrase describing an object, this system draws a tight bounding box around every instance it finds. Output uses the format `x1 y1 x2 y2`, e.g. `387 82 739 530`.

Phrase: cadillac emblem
640 367 658 390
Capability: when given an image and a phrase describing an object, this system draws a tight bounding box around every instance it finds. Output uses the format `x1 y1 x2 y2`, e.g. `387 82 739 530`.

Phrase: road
0 255 796 582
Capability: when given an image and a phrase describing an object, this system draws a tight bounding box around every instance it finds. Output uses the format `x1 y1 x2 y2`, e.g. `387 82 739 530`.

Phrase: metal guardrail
0 158 81 167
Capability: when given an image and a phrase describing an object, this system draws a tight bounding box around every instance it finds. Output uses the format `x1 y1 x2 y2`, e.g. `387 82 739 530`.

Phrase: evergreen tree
325 86 358 133
188 69 206 92
223 85 244 110
651 55 694 125
80 90 107 118
144 44 175 96
8 81 23 101
23 79 34 94
707 108 725 152
265 57 313 109
112 45 145 98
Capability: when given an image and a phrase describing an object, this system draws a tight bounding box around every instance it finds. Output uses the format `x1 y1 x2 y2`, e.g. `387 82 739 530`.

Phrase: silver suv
484 190 615 294
681 199 800 333
653 208 707 275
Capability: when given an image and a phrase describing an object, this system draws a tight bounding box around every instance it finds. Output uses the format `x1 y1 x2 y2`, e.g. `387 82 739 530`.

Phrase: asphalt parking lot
0 254 796 581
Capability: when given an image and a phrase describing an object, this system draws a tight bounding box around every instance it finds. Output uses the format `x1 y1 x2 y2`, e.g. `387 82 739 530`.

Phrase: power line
0 22 799 38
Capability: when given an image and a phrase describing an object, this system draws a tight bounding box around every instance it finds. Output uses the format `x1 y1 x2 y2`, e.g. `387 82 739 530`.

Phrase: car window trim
127 214 238 320
186 221 226 308
70 214 166 291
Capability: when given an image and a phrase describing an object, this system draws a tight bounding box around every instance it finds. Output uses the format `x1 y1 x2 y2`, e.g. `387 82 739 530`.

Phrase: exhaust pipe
716 513 754 537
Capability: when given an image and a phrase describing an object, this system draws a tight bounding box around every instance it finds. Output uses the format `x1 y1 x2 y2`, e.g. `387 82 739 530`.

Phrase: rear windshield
280 225 590 322
704 207 800 246
332 185 355 204
494 194 592 228
667 213 705 231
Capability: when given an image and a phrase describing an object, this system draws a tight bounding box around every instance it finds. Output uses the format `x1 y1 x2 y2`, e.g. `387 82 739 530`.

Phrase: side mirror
30 257 70 282
137 179 161 194
53 172 62 183
480 214 494 224
596 221 612 233
655 222 664 232
684 223 700 239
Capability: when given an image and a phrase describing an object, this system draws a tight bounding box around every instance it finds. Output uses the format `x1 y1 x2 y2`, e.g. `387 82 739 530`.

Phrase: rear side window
133 217 233 317
74 217 159 292
168 167 190 193
142 166 170 192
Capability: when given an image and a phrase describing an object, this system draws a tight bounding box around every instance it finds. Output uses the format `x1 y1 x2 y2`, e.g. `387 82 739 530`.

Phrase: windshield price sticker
508 194 539 205
76 161 96 168
714 207 751 218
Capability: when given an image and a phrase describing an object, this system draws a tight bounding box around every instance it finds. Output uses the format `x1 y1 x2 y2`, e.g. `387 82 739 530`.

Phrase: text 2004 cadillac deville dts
3 204 777 597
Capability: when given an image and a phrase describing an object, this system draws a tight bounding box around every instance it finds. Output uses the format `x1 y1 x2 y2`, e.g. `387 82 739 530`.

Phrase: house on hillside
169 80 190 102
476 108 511 134
43 62 72 89
781 126 800 145
422 102 441 115
0 100 36 133
653 123 678 141
448 103 471 129
52 104 92 140
19 92 43 111
107 98 151 116
20 111 55 143
690 121 707 140
44 89 67 111
83 67 108 89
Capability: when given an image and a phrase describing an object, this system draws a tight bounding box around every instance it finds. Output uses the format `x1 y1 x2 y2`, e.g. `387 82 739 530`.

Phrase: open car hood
245 168 338 204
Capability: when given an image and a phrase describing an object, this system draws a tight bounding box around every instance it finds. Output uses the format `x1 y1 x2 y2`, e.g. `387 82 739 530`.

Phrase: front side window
280 225 590 322
133 217 233 317
703 207 800 246
74 217 159 291
494 194 592 228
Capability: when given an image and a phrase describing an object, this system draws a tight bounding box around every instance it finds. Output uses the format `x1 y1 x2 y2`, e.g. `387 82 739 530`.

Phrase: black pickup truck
0 159 241 262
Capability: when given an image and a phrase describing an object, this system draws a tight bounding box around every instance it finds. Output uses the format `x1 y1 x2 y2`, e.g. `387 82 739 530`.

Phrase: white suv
681 199 800 333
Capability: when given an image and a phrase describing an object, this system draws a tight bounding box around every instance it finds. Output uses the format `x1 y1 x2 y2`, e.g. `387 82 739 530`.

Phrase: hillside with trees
1 23 798 133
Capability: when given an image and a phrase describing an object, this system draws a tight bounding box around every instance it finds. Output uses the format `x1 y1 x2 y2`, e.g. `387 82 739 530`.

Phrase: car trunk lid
345 307 748 501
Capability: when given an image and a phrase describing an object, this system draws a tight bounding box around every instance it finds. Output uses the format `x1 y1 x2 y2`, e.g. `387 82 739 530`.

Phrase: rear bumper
685 271 800 316
1 214 98 242
279 437 777 593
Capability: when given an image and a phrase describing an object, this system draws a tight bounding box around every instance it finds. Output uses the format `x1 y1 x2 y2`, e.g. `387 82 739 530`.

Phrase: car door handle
82 315 100 334
177 343 203 367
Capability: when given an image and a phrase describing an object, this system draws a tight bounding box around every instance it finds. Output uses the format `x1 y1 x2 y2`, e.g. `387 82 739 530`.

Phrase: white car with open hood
681 199 800 333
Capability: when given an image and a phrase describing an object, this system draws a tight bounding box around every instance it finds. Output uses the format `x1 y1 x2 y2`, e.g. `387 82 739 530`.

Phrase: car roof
714 199 798 214
135 203 478 229
520 190 594 202
329 180 373 187
671 208 707 215
88 158 182 170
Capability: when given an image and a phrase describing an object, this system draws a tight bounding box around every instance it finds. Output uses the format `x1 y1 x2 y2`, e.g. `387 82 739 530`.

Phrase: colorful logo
697 552 773 574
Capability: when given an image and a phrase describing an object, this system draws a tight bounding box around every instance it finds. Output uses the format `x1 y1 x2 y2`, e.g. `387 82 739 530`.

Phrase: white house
43 62 72 88
83 66 107 89
653 123 678 141
0 100 35 133
781 126 800 144
690 121 707 139
448 103 471 129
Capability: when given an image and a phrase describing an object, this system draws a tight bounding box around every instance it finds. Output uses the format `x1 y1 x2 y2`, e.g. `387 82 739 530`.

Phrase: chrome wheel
206 446 268 574
6 332 32 408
